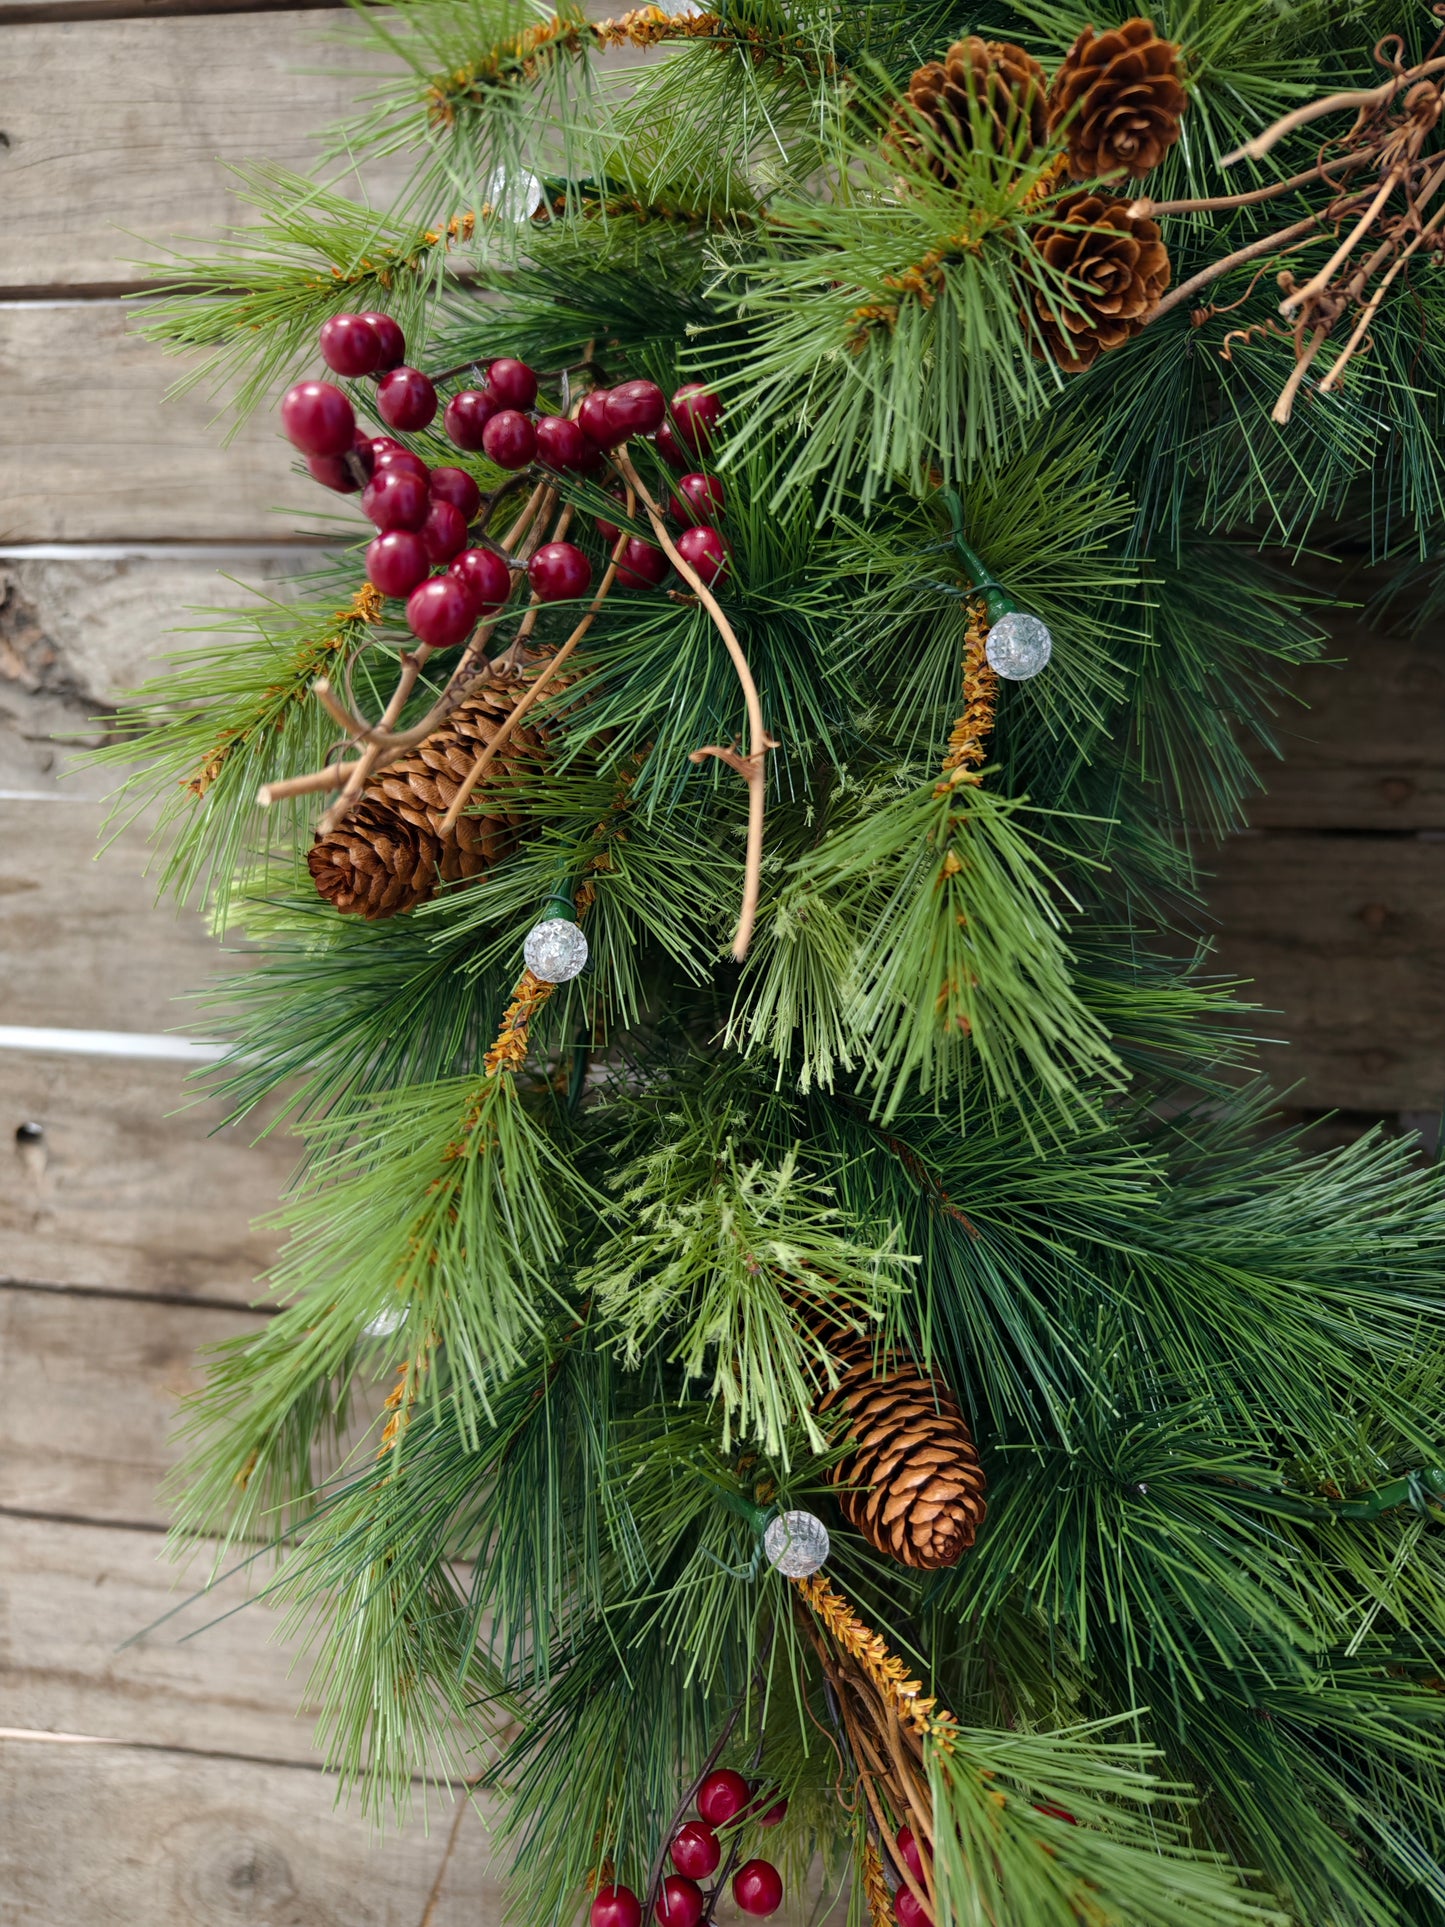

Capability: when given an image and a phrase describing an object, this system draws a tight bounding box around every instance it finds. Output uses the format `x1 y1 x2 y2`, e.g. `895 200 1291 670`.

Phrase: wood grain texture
1209 833 1445 1111
0 1513 336 1759
0 1284 266 1524
0 552 300 788
0 796 250 1029
0 303 366 540
0 1052 293 1297
0 1741 505 1927
1246 616 1445 832
0 14 406 289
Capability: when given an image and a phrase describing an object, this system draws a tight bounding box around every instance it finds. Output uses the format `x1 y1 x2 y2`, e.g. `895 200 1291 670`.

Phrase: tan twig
1220 56 1445 163
1130 150 1372 219
1146 211 1330 324
1318 192 1445 389
1279 163 1407 315
436 496 634 837
612 446 776 961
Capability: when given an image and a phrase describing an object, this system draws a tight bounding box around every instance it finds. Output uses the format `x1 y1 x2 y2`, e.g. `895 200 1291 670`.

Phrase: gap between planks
0 0 348 21
0 1274 278 1314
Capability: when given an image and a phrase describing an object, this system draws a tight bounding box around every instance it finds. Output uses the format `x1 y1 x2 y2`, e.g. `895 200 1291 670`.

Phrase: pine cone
308 681 548 919
1027 187 1170 373
817 1329 986 1570
895 38 1048 185
1048 18 1186 182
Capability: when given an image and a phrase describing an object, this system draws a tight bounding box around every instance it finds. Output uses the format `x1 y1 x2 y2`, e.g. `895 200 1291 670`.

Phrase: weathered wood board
0 1283 267 1524
0 795 251 1029
0 1513 336 1760
0 551 301 788
0 14 407 290
0 1739 506 1927
1245 615 1445 833
0 303 365 541
0 1052 294 1297
1208 832 1445 1112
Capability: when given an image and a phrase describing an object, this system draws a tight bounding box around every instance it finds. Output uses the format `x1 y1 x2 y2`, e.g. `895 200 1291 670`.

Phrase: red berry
406 574 477 648
595 492 628 546
450 546 513 613
371 444 428 481
377 366 438 433
604 378 666 442
590 1887 643 1927
487 357 539 409
756 1795 787 1828
420 497 468 565
732 1860 783 1918
696 1768 751 1827
528 541 591 603
427 466 482 522
444 390 500 451
615 537 669 589
365 530 430 599
671 472 724 524
573 435 606 475
482 409 537 470
577 388 613 447
654 420 688 468
675 523 730 586
280 380 355 457
669 1821 720 1880
654 1877 703 1927
362 466 430 532
896 1827 929 1883
357 312 405 371
319 313 382 378
535 414 587 471
1034 1802 1077 1824
671 383 722 454
894 1890 929 1927
305 434 374 493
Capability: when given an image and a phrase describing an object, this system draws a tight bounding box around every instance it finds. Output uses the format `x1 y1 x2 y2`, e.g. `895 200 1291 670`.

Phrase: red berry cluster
589 1770 787 1927
279 312 731 654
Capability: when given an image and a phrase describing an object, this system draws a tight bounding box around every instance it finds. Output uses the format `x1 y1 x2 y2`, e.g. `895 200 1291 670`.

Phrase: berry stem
612 447 775 962
435 499 629 837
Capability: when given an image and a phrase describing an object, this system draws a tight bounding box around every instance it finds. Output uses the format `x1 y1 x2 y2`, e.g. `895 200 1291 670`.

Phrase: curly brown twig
612 446 776 961
1220 55 1445 163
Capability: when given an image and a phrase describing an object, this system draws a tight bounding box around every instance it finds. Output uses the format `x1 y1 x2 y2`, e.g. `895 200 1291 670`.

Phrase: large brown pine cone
307 681 548 919
1048 17 1186 181
1027 187 1169 373
817 1328 986 1570
895 37 1048 186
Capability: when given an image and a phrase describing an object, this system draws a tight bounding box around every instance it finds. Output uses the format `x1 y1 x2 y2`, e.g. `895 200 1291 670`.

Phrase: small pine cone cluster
308 681 549 919
1028 188 1170 373
816 1328 986 1570
1048 18 1186 181
895 36 1048 184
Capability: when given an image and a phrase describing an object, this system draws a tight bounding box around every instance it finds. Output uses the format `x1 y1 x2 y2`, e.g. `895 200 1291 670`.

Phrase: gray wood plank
0 795 254 1030
0 1052 293 1298
0 1512 336 1760
0 303 368 540
1209 832 1445 1111
0 551 300 789
0 1284 267 1524
0 15 406 290
0 1739 506 1927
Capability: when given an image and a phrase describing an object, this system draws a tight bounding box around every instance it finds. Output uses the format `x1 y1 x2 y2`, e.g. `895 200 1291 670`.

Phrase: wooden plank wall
0 0 1440 1919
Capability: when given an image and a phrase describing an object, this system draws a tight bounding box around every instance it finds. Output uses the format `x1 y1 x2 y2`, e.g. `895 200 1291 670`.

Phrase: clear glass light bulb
524 917 589 983
985 610 1053 680
763 1509 830 1577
